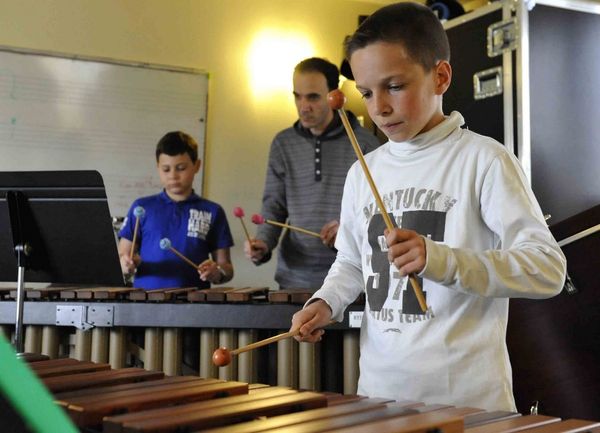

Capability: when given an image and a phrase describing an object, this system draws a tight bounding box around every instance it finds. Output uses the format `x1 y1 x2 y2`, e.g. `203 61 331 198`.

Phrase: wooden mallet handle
233 207 253 244
328 90 428 313
159 238 199 269
213 320 336 366
266 220 321 238
233 319 336 354
129 206 145 260
213 330 301 367
252 214 321 238
232 329 299 355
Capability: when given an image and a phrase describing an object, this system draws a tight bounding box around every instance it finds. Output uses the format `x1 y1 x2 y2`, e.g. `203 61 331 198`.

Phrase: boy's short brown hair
155 131 198 162
344 2 450 71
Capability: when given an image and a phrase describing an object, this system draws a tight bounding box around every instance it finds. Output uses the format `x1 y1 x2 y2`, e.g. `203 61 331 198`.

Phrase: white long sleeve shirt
312 112 566 411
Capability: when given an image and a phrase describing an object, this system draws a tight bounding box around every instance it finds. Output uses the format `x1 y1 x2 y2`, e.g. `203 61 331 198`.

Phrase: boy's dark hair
294 57 340 91
344 2 450 71
155 131 198 162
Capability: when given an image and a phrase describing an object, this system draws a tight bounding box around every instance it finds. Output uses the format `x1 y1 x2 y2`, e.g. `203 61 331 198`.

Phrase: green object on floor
0 333 78 433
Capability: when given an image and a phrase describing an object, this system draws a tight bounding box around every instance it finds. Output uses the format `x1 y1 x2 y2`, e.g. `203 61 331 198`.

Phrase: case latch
487 18 518 57
473 66 503 100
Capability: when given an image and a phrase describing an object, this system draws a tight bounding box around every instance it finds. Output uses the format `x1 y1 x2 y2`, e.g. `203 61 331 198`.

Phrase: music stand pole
13 243 30 354
6 190 32 354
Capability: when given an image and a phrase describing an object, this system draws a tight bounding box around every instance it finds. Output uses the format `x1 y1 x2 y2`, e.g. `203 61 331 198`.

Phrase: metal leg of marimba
199 328 218 379
237 329 258 384
91 327 109 363
163 328 182 376
298 341 320 391
41 325 59 359
277 336 298 388
343 330 360 394
109 327 126 368
218 329 237 381
73 329 92 361
24 325 42 354
144 327 163 371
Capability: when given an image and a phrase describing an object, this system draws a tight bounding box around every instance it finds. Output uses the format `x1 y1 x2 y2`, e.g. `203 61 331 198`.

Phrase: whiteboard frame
0 44 206 76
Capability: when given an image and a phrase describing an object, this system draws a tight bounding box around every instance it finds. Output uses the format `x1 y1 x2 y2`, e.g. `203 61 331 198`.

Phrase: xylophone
25 357 600 433
0 286 362 394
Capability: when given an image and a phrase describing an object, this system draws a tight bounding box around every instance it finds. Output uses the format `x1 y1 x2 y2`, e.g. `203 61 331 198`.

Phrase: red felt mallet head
233 207 245 218
212 347 232 367
327 89 346 110
251 214 265 225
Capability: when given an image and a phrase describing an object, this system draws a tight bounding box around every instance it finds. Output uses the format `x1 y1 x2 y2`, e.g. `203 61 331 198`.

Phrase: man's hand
291 299 332 343
320 220 339 248
385 228 427 276
244 238 269 264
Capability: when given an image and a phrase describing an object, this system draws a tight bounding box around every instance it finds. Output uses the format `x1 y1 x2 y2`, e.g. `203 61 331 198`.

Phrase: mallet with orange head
328 89 428 313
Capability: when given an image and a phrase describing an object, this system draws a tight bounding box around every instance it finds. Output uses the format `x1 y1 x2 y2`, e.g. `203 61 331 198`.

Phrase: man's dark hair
294 57 340 91
344 2 450 71
155 131 198 162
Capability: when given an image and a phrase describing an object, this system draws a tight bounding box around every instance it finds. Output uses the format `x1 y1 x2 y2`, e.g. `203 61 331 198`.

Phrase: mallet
328 89 428 313
213 321 335 367
129 206 145 259
251 213 320 238
212 329 300 367
159 237 198 269
233 207 253 245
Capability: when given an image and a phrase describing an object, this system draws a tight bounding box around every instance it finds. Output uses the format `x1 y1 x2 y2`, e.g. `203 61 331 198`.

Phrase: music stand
0 171 124 354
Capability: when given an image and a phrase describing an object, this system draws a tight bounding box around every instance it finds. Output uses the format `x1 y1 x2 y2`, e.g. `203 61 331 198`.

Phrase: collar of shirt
387 111 465 157
159 189 202 204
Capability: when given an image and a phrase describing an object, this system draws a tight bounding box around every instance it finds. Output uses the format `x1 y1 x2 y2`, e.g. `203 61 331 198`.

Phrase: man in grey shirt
245 57 380 290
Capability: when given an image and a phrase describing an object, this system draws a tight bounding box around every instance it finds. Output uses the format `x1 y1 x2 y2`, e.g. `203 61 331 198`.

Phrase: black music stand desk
0 170 124 353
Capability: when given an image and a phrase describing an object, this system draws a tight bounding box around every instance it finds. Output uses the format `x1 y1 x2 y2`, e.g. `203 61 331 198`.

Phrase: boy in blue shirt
118 131 234 289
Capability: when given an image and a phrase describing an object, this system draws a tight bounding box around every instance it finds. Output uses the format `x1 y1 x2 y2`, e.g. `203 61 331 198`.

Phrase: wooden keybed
3 286 360 306
26 358 600 433
0 287 362 394
5 286 277 303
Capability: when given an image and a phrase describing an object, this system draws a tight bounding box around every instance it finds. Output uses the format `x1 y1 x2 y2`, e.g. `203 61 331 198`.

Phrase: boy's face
157 153 200 201
350 41 451 143
293 71 334 136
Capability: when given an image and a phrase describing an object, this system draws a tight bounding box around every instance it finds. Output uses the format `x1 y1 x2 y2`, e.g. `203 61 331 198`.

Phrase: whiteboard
0 48 208 217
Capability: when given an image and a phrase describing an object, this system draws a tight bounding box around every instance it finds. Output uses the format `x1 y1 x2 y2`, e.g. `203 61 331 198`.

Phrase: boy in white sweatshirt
290 1 566 411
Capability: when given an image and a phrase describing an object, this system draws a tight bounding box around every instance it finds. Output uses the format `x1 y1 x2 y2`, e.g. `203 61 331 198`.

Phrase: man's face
293 71 334 136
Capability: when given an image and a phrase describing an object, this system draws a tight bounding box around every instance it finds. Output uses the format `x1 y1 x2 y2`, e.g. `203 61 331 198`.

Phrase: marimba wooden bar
22 358 600 433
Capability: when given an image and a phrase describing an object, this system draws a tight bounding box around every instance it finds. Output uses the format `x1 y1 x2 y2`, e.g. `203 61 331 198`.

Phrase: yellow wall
0 0 383 289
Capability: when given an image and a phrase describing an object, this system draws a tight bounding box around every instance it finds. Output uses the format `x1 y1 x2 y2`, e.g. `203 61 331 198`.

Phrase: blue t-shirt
119 191 234 290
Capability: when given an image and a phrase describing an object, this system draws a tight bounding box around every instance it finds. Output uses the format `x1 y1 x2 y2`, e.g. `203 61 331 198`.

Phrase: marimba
27 357 600 433
0 287 363 394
